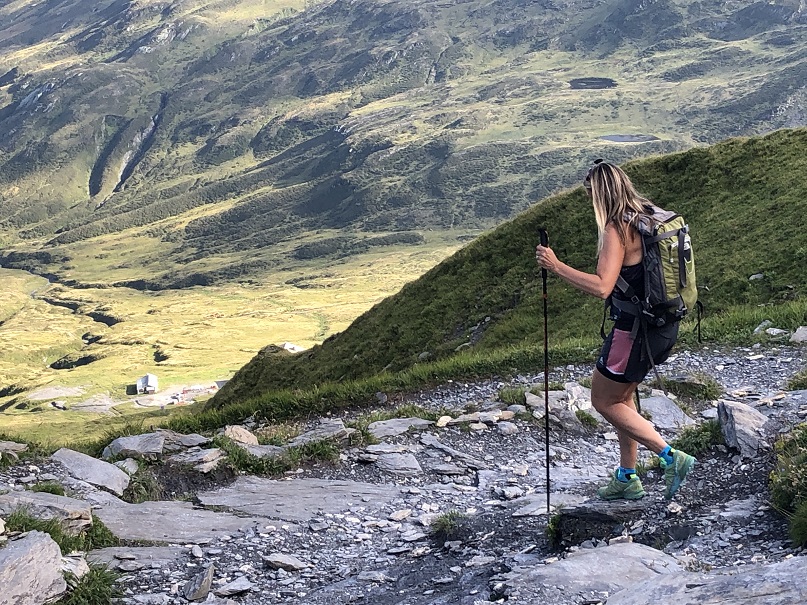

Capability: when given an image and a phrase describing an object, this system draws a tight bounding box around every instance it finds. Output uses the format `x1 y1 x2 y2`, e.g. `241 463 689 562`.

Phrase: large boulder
790 326 807 343
717 400 769 458
608 553 807 604
501 542 680 603
639 394 695 430
102 433 165 460
0 491 92 535
51 448 130 496
0 531 67 605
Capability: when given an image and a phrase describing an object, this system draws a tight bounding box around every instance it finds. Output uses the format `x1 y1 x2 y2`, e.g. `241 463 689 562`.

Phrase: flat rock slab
0 531 67 605
93 501 262 544
287 419 353 447
197 477 402 522
608 553 807 604
368 418 434 439
0 490 92 535
103 433 165 460
87 547 184 572
503 542 680 601
641 395 695 430
510 492 588 517
52 448 130 496
376 453 422 476
557 499 647 545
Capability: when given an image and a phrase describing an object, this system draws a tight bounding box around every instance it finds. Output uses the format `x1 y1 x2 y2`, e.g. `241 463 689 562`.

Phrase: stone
222 426 258 446
157 429 210 451
365 443 413 454
61 554 90 580
389 509 412 521
287 419 353 447
130 595 171 605
0 490 93 535
241 444 285 460
478 411 502 424
511 493 588 516
431 464 465 475
263 553 309 571
367 418 434 439
168 447 227 472
0 441 28 455
114 458 140 475
502 543 680 600
0 517 5 534
93 501 261 543
376 453 422 476
87 547 184 571
420 434 488 470
102 433 165 460
766 327 789 337
718 400 769 458
607 554 807 604
753 320 773 334
52 448 130 496
525 390 566 410
638 395 695 430
0 531 67 605
183 564 215 601
213 576 253 596
197 477 401 522
436 416 453 428
498 421 519 435
790 326 807 343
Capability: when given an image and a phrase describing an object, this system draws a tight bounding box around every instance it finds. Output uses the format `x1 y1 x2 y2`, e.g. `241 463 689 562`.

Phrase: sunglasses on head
583 158 606 189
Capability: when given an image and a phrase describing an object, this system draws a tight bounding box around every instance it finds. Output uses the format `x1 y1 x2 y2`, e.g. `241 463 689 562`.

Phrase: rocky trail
1 343 806 605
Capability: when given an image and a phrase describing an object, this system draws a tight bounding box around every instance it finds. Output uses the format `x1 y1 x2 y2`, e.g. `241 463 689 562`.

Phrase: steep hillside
2 0 807 286
214 128 807 405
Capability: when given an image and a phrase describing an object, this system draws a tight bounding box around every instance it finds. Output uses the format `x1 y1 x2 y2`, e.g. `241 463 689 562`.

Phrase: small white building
136 374 158 395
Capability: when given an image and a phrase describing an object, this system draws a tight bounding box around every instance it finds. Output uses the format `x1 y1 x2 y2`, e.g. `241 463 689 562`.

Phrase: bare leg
591 369 667 459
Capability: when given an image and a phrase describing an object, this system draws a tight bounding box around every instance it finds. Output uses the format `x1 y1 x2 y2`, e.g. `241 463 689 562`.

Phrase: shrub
54 566 122 605
770 424 807 513
430 510 468 542
788 369 807 391
670 420 724 456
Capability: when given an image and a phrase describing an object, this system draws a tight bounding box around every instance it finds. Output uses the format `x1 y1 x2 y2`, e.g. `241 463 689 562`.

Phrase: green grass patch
122 465 164 504
29 482 66 496
669 420 725 457
430 510 469 543
790 500 807 548
770 424 807 513
54 566 122 605
788 368 807 391
663 373 723 402
4 511 118 554
498 386 527 406
575 409 598 428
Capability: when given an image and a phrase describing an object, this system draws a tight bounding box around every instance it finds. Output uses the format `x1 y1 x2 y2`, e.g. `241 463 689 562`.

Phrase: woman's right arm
536 224 625 299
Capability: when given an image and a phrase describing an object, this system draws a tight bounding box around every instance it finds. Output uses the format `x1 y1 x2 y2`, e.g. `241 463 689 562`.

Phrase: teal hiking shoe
660 449 696 499
597 471 646 501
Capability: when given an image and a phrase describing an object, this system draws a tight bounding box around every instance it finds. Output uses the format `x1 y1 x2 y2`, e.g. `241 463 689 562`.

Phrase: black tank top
612 263 644 329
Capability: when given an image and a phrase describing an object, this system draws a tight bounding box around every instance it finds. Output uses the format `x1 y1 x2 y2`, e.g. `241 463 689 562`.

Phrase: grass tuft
770 424 807 513
790 500 807 548
788 368 807 391
122 464 164 504
663 373 723 402
575 409 598 428
54 566 122 605
4 511 118 554
29 482 66 496
669 420 724 456
498 386 527 406
430 510 468 542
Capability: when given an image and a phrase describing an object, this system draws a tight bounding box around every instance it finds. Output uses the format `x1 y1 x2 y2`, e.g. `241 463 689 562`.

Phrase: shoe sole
666 456 696 499
598 489 646 501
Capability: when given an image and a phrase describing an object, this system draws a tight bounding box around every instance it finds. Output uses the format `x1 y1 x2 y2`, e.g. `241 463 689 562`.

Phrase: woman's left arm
535 224 625 299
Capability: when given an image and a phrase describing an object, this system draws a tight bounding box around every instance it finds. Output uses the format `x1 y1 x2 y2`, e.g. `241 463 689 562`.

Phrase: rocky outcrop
718 400 770 458
102 433 165 460
0 490 92 535
607 553 807 604
51 448 130 495
0 531 67 605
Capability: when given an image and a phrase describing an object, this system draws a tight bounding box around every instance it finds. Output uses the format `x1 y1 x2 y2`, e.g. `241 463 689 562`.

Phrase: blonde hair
586 161 652 253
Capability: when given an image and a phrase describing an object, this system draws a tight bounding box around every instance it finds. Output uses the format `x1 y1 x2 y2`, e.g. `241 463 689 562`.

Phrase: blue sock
616 466 636 482
659 445 674 465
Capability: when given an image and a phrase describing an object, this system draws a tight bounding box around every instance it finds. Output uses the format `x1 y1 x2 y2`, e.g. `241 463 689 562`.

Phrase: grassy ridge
215 128 807 405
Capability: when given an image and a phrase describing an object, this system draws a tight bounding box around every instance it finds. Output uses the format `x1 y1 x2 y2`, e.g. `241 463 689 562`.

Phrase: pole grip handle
538 228 549 247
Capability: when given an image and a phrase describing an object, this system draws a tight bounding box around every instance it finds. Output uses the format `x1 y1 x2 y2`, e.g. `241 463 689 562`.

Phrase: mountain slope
2 1 807 287
213 128 807 405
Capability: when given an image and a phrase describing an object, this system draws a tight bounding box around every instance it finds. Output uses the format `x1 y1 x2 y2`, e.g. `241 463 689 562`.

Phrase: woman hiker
534 160 695 500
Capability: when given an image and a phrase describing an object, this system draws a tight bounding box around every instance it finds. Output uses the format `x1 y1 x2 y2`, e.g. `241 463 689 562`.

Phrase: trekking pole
538 228 551 515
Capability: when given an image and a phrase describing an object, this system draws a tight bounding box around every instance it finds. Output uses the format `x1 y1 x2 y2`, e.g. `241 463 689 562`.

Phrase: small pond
569 77 618 90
